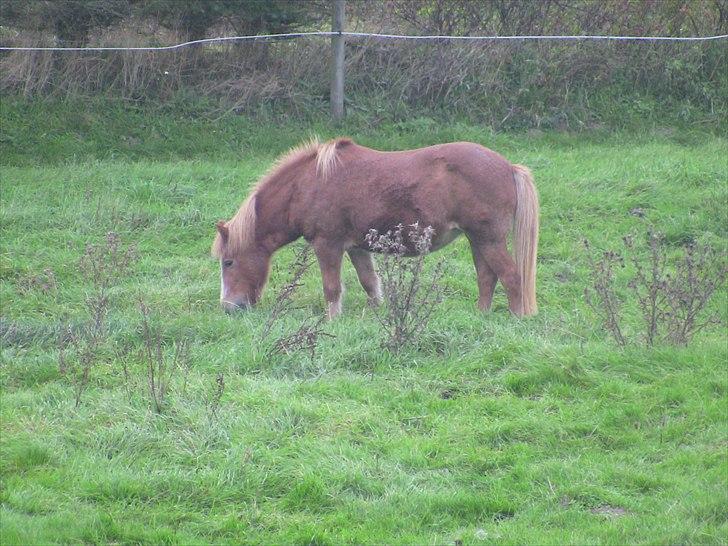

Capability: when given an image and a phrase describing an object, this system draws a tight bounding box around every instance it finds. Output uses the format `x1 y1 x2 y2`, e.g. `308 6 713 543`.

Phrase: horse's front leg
313 240 345 319
347 248 382 306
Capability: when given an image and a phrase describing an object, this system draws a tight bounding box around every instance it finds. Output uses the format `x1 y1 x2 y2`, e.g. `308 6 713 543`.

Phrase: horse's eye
223 260 234 268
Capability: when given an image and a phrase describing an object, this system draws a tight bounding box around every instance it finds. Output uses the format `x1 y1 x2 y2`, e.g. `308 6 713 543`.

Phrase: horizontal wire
1 31 726 51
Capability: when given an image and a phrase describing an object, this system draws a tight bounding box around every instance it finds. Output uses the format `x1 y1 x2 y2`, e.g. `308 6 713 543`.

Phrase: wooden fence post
330 0 345 122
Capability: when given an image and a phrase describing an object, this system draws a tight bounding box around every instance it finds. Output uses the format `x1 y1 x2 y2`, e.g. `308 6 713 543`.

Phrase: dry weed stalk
59 232 136 407
261 243 313 340
269 315 334 364
648 236 726 345
138 299 191 413
584 229 726 347
366 222 445 351
207 373 226 418
258 243 334 365
623 232 671 347
583 240 627 347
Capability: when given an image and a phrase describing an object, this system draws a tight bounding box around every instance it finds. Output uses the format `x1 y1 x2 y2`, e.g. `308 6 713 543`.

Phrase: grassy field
1 104 727 544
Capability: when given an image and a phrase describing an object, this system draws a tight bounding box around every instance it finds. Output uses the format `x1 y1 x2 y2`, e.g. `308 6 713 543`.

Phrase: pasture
1 107 727 544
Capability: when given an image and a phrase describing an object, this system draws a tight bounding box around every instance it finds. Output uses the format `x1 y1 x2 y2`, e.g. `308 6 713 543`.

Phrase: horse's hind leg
470 239 523 316
347 248 382 306
469 240 498 311
313 240 345 319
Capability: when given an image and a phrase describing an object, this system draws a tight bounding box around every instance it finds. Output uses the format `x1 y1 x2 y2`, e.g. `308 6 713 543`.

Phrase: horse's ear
216 221 229 242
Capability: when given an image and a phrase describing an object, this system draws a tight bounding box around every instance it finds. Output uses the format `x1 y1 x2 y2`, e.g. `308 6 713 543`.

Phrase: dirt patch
590 505 629 518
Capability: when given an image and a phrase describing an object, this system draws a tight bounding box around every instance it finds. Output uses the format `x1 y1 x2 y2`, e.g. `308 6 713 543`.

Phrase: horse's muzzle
222 300 250 313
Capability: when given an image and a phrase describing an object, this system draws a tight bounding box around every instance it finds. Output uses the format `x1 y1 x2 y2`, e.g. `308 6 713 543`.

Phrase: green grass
1 103 727 545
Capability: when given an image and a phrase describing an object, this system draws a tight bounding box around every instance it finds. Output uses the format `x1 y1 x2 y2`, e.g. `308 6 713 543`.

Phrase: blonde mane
316 139 342 180
212 137 350 257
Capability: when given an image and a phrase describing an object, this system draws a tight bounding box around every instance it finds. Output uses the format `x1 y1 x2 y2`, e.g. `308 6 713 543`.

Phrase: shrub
584 229 726 347
366 222 445 351
59 232 136 407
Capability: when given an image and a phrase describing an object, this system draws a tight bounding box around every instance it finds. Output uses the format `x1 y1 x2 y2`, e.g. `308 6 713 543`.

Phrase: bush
366 223 445 351
584 229 727 347
0 1 725 127
59 232 136 407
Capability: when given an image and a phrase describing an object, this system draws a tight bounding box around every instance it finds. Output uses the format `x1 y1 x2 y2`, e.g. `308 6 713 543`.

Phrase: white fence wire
2 31 727 51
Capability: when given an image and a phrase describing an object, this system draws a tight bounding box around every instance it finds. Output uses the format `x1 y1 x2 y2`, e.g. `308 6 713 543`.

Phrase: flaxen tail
512 164 539 316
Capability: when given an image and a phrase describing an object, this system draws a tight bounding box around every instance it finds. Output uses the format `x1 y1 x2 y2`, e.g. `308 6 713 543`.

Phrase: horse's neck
254 175 301 253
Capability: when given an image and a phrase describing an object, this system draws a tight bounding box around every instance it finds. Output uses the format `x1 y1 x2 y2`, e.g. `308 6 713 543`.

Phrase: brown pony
212 137 539 318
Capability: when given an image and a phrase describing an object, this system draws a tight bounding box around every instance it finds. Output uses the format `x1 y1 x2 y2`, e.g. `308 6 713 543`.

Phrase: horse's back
298 140 518 246
339 141 514 189
337 140 517 212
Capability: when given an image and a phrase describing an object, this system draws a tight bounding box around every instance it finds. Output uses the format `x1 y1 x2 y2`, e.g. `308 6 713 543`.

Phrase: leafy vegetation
1 104 726 544
1 1 725 128
0 0 312 44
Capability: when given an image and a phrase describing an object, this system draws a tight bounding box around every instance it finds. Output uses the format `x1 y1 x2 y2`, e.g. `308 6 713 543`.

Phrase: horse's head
213 221 271 313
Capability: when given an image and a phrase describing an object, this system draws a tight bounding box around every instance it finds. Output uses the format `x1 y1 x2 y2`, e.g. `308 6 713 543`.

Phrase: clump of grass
59 232 136 407
584 228 727 347
16 268 57 296
366 223 445 351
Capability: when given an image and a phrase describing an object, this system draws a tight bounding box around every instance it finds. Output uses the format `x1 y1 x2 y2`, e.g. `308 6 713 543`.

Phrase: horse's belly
351 223 463 254
430 227 463 251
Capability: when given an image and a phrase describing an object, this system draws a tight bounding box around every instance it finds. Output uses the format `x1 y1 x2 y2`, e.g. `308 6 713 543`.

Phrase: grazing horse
212 138 539 318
